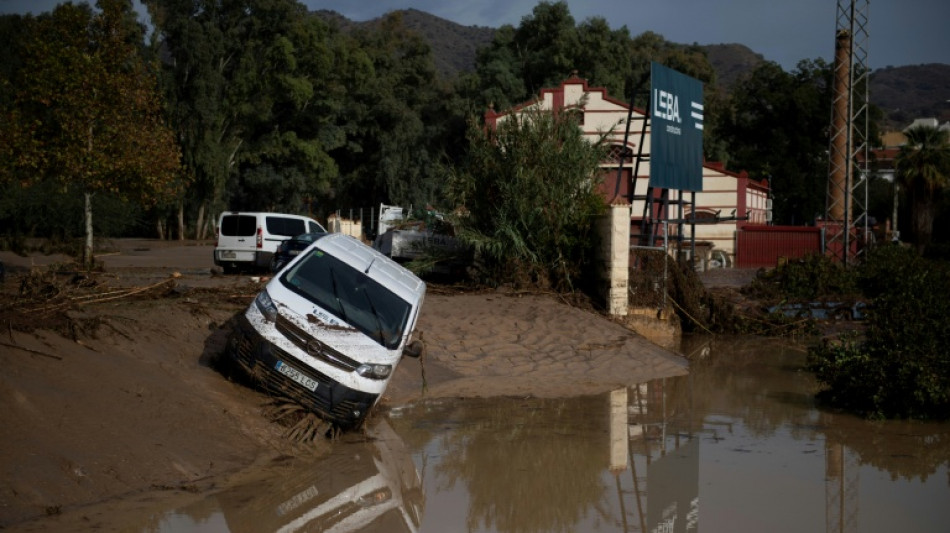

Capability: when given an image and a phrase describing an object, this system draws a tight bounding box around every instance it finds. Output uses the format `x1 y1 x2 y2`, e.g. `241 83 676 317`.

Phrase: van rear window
266 217 307 237
220 215 256 237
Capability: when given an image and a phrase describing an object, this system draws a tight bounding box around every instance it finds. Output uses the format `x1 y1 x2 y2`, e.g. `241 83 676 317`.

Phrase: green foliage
448 108 606 290
466 3 716 117
329 11 451 210
0 181 143 244
807 246 950 419
744 253 858 301
720 60 833 225
0 0 182 264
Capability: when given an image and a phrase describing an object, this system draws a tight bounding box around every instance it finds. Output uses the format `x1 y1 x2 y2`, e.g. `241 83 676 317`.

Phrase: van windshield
281 248 412 349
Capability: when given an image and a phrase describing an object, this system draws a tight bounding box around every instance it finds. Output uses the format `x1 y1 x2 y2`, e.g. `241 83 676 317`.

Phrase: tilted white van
225 233 425 430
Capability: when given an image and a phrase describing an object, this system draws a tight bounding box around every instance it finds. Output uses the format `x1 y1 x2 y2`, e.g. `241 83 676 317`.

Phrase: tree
0 0 181 267
148 0 346 232
895 124 950 254
448 107 607 290
329 11 447 210
465 5 723 161
721 60 832 225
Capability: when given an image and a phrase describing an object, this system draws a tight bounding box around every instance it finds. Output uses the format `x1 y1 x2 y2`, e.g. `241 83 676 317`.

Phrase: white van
225 233 426 430
214 211 326 273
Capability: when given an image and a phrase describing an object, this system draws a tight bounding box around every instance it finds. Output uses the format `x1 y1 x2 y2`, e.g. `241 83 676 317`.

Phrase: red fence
735 225 823 268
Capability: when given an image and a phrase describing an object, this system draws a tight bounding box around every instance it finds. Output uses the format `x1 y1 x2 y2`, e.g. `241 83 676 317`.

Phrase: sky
1 0 948 71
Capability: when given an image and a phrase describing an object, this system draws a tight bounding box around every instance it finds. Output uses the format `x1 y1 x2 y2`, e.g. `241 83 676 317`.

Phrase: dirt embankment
0 240 689 529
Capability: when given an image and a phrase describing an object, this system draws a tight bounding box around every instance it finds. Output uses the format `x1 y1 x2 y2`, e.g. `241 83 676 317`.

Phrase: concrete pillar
599 202 630 316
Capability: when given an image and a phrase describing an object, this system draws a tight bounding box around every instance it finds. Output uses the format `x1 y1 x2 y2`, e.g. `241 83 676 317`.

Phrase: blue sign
650 62 704 191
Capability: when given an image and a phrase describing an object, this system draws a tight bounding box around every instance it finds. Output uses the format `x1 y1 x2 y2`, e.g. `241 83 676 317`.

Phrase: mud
0 239 688 530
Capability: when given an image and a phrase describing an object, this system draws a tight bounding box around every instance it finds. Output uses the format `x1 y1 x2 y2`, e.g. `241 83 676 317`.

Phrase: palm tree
895 124 950 254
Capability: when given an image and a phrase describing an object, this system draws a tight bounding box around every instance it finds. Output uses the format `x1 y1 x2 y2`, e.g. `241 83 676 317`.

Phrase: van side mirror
403 339 424 358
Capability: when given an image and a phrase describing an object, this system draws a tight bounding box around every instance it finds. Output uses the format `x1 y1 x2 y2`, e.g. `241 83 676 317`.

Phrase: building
485 75 770 266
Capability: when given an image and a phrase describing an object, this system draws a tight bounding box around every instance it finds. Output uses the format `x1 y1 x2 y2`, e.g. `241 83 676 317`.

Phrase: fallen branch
75 279 175 306
0 340 63 360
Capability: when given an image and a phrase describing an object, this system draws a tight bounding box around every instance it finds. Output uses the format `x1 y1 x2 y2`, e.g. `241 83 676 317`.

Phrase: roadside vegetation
806 246 950 420
682 247 950 421
446 108 607 291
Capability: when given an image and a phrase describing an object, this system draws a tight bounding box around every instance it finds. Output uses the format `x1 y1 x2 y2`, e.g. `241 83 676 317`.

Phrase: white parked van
214 211 326 273
225 233 426 430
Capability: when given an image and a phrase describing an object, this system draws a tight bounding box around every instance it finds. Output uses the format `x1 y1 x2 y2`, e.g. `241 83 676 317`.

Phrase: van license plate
275 361 318 392
221 251 236 259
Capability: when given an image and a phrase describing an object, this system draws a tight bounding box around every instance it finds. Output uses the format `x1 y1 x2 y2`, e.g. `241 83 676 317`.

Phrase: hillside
870 64 950 127
701 43 766 88
316 9 949 126
314 8 494 79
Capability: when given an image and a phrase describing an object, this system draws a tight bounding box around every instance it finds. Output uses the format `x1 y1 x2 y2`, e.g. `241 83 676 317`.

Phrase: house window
607 145 633 164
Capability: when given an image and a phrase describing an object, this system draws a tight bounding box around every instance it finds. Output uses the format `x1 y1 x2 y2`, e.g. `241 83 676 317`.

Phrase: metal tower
824 0 871 265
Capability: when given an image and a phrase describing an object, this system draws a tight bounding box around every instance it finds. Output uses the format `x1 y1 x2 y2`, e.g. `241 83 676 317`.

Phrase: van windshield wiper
361 288 386 346
328 267 348 322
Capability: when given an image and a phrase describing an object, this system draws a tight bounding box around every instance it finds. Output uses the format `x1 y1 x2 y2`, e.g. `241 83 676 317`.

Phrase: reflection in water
388 335 950 533
148 335 950 533
148 418 423 532
416 395 609 532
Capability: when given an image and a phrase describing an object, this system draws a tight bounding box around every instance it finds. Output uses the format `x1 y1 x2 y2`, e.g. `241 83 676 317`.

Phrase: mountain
314 8 494 79
316 9 949 128
869 64 950 128
701 43 765 88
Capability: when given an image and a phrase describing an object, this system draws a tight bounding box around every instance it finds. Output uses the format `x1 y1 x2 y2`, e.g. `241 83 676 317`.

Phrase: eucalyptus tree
468 1 579 109
467 3 717 104
0 0 181 266
896 124 950 253
147 0 346 233
328 11 445 210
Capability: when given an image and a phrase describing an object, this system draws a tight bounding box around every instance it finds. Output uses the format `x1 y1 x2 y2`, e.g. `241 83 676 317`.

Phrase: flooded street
150 335 950 532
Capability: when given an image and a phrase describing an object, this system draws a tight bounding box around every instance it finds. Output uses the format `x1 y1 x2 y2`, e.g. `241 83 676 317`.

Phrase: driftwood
0 340 63 360
26 278 176 315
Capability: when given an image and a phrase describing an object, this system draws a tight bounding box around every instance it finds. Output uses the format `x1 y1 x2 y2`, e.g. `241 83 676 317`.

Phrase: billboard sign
650 62 704 191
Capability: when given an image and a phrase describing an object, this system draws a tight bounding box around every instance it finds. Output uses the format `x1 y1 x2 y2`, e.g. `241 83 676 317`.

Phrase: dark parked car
270 232 327 272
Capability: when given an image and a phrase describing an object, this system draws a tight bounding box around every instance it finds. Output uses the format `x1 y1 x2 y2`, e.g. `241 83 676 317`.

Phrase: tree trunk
83 191 94 270
196 203 207 241
177 201 185 241
156 218 165 240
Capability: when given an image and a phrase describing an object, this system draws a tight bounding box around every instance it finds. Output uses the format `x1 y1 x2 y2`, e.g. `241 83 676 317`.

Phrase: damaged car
225 232 426 431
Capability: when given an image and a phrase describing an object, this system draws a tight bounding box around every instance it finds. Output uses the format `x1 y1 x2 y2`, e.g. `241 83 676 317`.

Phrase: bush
744 253 858 301
807 246 950 419
447 108 606 291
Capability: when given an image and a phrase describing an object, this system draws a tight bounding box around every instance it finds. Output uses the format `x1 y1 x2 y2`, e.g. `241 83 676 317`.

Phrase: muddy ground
0 240 708 530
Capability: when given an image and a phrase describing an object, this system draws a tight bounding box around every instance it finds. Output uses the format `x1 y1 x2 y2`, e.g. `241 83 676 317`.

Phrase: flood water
149 335 950 532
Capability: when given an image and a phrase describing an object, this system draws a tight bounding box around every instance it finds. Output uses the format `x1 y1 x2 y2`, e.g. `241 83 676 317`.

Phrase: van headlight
356 363 392 380
254 290 278 322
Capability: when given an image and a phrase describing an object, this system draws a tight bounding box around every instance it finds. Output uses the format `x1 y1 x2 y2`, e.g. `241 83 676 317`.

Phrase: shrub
808 245 950 419
744 253 858 301
447 108 607 291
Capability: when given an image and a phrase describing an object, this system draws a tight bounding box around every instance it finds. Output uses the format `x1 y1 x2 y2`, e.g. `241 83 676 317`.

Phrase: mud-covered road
0 239 688 530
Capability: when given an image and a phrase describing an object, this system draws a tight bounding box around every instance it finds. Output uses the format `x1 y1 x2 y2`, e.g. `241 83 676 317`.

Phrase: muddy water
150 335 950 532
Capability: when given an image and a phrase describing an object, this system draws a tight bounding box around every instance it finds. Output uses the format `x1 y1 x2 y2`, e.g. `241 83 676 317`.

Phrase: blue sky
2 0 947 71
